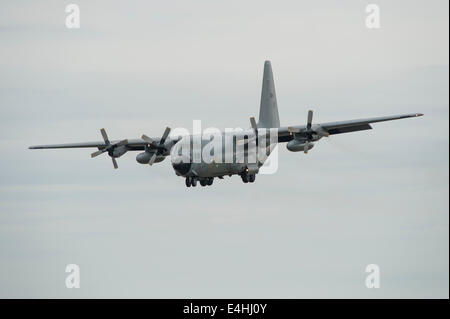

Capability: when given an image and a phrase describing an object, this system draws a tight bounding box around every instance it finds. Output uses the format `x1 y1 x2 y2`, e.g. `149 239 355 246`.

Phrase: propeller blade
148 153 157 166
112 157 118 169
100 128 110 145
159 127 171 145
250 117 257 130
141 134 154 144
91 149 107 158
249 117 259 146
304 141 309 154
307 110 313 130
236 136 257 146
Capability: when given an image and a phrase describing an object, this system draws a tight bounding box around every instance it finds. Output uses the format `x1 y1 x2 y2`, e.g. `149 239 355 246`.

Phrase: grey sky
0 0 448 298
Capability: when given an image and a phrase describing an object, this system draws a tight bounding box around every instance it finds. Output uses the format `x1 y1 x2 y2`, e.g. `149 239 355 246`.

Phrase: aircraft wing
278 113 423 141
29 126 176 169
29 138 149 151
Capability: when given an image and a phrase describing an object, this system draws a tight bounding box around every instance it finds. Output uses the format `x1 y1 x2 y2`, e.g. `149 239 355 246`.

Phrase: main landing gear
185 174 255 187
241 172 256 183
185 177 214 187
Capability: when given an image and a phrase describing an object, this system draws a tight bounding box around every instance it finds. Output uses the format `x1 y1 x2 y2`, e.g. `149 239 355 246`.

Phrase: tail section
258 61 280 128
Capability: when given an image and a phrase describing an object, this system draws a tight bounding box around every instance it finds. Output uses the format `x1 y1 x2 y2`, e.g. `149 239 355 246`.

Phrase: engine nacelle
136 151 165 164
286 140 314 152
111 145 127 158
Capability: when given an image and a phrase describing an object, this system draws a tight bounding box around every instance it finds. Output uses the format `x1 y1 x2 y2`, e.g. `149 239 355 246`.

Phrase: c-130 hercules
29 61 423 187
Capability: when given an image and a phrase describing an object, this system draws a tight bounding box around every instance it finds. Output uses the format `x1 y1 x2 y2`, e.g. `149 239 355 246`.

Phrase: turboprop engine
111 145 127 158
287 110 329 154
286 140 314 152
136 152 165 164
90 128 129 169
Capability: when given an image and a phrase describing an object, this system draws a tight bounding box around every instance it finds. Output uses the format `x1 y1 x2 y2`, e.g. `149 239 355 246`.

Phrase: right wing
29 127 175 153
29 138 149 151
28 126 177 169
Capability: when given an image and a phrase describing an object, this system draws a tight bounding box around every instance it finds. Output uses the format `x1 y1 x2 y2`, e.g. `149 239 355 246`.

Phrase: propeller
250 116 258 145
235 118 259 147
141 127 171 166
90 128 128 169
288 110 329 154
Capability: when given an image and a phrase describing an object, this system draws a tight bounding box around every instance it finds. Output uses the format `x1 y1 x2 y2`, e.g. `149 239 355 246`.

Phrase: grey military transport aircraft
29 61 423 187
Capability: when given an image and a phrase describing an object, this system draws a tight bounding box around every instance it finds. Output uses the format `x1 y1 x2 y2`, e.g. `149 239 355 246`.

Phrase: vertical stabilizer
258 61 280 128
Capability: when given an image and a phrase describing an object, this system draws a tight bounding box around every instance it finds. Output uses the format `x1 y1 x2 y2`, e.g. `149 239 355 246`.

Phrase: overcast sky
0 0 448 298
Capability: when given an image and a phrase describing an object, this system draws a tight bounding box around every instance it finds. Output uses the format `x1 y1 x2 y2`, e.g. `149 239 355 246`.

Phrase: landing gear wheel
241 174 249 183
200 179 207 187
185 177 191 187
191 178 197 187
207 177 214 186
249 174 256 183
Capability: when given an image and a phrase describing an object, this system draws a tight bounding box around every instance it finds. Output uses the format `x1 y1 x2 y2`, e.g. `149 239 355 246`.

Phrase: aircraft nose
172 162 191 175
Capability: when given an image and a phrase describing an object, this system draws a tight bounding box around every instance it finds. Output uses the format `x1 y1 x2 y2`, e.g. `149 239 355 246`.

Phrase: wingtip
416 113 424 117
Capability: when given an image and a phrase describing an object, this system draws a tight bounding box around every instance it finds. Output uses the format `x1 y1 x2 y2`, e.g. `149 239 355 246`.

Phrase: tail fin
258 61 280 128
